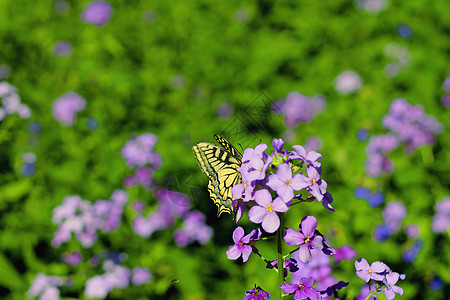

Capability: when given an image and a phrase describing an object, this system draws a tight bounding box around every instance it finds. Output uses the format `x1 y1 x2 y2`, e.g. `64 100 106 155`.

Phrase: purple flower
284 216 324 264
373 224 392 241
267 163 306 203
54 41 72 56
132 201 146 212
402 240 422 263
226 227 253 263
131 267 152 286
333 245 356 265
382 201 407 234
321 192 335 212
81 1 113 26
272 138 285 153
27 273 63 300
355 258 388 282
248 155 273 181
174 211 213 246
383 273 404 300
289 145 322 168
280 277 320 300
62 251 82 266
121 133 160 168
85 275 109 299
354 186 371 200
243 286 271 300
432 197 450 233
233 164 258 202
52 92 86 126
268 258 299 273
217 102 233 119
299 165 327 201
248 189 289 233
335 70 362 94
275 92 326 127
242 144 267 163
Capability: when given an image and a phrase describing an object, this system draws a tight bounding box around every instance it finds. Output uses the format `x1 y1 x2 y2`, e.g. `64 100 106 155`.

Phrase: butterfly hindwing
193 135 243 216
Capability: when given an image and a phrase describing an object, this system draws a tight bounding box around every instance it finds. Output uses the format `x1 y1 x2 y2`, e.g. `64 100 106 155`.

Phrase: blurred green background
0 0 449 299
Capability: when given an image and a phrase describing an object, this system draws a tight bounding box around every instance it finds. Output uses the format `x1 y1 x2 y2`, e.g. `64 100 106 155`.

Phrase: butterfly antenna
237 143 244 152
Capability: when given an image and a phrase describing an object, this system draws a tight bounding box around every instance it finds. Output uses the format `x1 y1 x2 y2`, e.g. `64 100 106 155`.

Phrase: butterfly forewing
192 135 243 216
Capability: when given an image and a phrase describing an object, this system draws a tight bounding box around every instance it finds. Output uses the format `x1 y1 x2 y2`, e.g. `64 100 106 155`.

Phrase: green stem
276 215 284 299
364 290 378 300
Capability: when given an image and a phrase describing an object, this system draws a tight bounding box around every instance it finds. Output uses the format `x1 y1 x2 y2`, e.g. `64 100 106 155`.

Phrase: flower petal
371 261 388 273
279 283 297 294
290 174 309 190
272 198 289 213
232 184 244 199
248 206 267 224
277 163 293 181
226 245 241 260
301 216 318 236
306 165 320 179
298 244 313 263
254 189 272 207
277 184 294 203
262 212 280 233
267 174 283 190
310 235 323 250
355 258 369 271
241 245 253 262
232 227 244 244
356 269 370 282
284 228 303 245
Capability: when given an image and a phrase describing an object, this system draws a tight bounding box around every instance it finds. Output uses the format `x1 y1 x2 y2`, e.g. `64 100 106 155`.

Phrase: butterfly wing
193 138 242 216
214 134 243 160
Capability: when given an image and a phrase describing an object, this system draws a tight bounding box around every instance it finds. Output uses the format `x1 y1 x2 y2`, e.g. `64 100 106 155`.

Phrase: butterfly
192 134 243 216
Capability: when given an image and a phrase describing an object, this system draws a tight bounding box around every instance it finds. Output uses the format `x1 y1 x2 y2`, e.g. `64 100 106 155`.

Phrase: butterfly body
192 135 242 216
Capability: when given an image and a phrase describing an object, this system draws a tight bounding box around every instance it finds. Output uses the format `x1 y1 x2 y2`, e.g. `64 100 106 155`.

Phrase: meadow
0 1 449 299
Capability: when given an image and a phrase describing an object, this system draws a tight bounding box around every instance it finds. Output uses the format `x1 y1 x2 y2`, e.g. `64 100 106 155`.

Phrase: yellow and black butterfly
192 134 242 216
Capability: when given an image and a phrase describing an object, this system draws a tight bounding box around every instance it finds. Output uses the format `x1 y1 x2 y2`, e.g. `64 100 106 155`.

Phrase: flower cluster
52 92 86 126
132 188 213 246
52 190 128 247
0 81 31 121
81 1 113 26
121 133 162 188
355 258 405 300
84 261 151 299
442 75 450 107
431 196 450 233
365 98 442 177
272 92 326 127
373 201 407 242
334 70 362 95
384 43 411 77
354 186 385 207
27 273 63 300
226 139 341 298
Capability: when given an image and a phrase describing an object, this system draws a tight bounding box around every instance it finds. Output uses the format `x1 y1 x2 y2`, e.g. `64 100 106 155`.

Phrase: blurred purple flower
442 94 450 107
274 92 326 127
81 1 113 26
373 223 392 241
404 224 419 239
333 245 356 265
174 210 213 246
52 92 86 126
217 102 233 119
54 41 72 56
27 273 63 300
355 258 387 282
356 0 387 13
402 240 422 263
335 70 362 94
85 275 109 299
356 128 370 141
429 276 443 291
248 189 289 233
121 133 160 168
132 200 146 212
396 24 413 39
62 251 82 266
382 201 407 234
280 277 320 300
131 267 152 286
432 197 450 233
243 286 271 300
354 186 371 200
267 163 306 203
284 216 324 264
